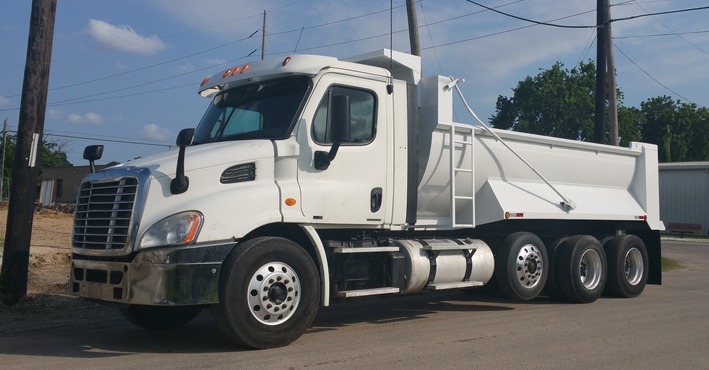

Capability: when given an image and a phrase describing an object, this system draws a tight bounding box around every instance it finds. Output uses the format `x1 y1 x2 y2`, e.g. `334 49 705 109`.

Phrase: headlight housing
139 211 203 249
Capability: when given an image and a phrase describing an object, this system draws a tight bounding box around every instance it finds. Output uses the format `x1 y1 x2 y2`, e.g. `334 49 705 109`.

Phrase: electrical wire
614 44 695 104
464 0 597 29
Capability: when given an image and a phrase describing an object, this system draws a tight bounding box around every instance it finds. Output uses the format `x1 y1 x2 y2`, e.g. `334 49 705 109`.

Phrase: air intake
220 163 256 184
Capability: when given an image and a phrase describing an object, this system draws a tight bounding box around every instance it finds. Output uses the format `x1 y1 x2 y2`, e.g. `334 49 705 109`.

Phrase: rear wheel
213 237 320 349
119 305 202 330
557 235 606 303
604 235 648 298
495 232 548 300
543 236 569 301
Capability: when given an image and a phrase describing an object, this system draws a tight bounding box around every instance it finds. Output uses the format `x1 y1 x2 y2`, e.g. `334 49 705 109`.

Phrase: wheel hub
579 249 602 290
247 262 301 326
624 247 644 286
516 244 544 288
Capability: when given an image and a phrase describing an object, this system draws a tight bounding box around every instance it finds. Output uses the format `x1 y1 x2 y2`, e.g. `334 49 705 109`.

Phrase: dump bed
416 76 661 231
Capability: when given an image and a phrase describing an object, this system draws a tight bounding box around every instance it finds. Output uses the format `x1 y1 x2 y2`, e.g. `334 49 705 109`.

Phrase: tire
543 236 569 301
213 237 320 349
495 232 548 301
557 235 607 303
604 235 648 298
119 305 202 330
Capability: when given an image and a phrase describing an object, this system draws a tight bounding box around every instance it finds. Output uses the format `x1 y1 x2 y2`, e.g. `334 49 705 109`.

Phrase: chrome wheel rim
624 247 644 286
579 249 603 290
247 262 301 326
515 244 544 289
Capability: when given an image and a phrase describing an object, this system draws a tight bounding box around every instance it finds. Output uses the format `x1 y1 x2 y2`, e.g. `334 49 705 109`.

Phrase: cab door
296 72 391 226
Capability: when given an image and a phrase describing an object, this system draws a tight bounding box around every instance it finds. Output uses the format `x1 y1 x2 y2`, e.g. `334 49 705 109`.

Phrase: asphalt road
1 240 708 369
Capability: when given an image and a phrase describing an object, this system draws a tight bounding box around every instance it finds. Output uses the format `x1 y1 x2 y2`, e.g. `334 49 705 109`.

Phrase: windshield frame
192 75 312 145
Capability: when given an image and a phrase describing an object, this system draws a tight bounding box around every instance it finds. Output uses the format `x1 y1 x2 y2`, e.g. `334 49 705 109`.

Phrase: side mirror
314 94 350 170
170 128 194 195
329 94 350 144
83 145 104 173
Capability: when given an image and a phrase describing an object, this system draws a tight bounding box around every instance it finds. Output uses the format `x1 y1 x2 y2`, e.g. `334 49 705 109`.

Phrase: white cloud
47 109 63 120
141 123 172 141
203 58 228 66
0 96 11 106
178 63 195 72
68 112 104 125
87 19 166 55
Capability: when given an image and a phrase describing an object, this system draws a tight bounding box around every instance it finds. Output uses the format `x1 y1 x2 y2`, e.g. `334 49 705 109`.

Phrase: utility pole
605 0 619 146
261 10 266 60
0 0 57 304
1 118 7 202
593 0 608 144
406 0 421 56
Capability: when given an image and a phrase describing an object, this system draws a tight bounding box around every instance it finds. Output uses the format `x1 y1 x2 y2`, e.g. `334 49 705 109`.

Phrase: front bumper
70 243 234 305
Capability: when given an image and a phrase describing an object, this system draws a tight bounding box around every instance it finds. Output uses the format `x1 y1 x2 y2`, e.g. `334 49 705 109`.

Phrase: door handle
370 187 382 213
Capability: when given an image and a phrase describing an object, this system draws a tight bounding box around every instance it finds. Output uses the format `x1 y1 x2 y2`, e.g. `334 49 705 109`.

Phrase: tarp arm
446 77 576 212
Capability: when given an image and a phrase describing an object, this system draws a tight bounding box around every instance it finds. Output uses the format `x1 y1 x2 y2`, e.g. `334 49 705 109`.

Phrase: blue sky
1 0 707 165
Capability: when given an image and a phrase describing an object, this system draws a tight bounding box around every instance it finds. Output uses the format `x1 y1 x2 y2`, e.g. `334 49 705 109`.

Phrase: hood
111 140 276 179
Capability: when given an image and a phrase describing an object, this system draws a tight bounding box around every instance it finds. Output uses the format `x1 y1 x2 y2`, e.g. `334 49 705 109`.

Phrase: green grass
661 256 682 271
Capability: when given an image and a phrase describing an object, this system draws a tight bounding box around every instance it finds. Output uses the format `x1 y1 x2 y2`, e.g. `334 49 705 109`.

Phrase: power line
44 132 172 147
614 29 709 39
610 5 709 22
614 44 695 104
3 128 172 147
464 0 597 29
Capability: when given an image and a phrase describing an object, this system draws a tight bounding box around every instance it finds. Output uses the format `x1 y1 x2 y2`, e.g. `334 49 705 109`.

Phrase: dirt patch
0 206 122 334
0 206 74 296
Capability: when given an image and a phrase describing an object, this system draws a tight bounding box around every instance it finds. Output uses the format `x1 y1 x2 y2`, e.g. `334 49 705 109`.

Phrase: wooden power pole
261 10 266 60
594 0 619 145
605 0 619 146
406 0 420 56
0 0 57 304
593 0 608 144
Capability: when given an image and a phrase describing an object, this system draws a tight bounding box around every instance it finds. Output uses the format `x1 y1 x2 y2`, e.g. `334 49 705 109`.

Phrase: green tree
2 135 72 197
638 96 708 162
490 61 596 141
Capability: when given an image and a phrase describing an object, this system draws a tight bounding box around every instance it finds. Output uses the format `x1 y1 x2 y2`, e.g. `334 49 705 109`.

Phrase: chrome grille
73 177 138 250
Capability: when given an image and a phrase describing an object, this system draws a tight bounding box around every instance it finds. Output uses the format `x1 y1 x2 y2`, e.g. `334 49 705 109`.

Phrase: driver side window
313 86 376 144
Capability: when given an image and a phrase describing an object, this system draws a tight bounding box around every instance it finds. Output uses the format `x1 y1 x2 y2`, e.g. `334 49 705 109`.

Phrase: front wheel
495 232 549 301
604 235 648 298
213 237 320 349
557 235 607 303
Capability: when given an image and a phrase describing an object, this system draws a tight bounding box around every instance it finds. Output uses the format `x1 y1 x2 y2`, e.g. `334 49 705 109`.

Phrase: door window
312 86 376 144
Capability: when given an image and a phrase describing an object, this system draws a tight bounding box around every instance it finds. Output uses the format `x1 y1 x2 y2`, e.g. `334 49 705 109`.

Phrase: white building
658 162 709 236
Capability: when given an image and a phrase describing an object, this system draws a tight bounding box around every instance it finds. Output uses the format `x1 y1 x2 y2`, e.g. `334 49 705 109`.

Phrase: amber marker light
222 69 232 78
230 66 241 76
200 77 210 86
241 64 250 73
285 198 297 207
282 56 291 66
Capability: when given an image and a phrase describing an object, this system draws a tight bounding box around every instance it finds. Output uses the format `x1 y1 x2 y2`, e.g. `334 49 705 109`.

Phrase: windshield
192 76 310 144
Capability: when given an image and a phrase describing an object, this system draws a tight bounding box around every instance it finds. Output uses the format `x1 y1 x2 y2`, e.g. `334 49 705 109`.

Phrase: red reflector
282 56 291 66
504 212 524 219
636 215 648 220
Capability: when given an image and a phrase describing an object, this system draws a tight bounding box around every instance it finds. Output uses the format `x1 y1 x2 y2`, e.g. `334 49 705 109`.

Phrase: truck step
427 281 484 290
336 287 400 298
332 246 399 254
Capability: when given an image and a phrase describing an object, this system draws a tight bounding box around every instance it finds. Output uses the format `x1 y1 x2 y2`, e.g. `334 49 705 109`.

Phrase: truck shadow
0 291 528 358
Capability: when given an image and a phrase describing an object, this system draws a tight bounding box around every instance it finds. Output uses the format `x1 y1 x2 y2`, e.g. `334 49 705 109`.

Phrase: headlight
139 211 203 249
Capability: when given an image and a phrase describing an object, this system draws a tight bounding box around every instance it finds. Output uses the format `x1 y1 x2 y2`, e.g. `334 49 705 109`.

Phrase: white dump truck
71 49 662 349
